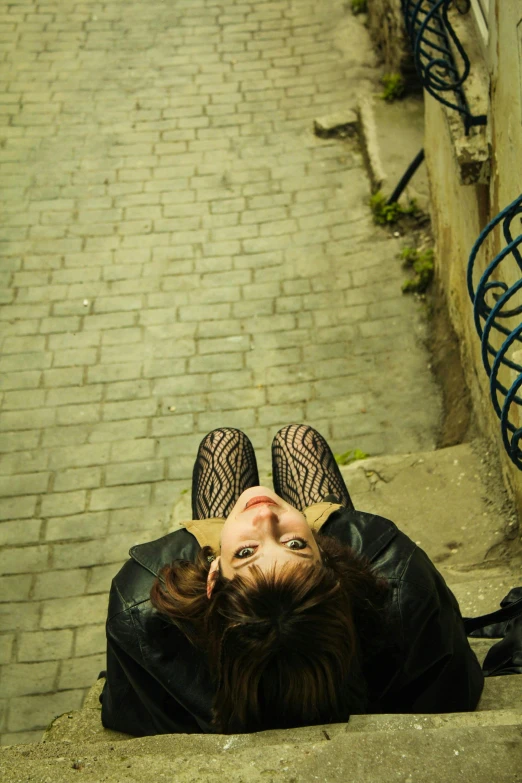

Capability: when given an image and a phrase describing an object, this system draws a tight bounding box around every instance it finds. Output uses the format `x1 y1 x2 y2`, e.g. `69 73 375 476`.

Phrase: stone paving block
0 472 49 497
0 603 41 633
40 594 109 631
197 408 258 433
102 398 158 422
89 485 152 514
155 433 203 459
307 393 367 421
0 635 14 666
159 394 208 416
2 335 46 354
51 348 97 367
242 282 281 299
0 408 56 432
199 335 250 354
0 545 48 576
0 575 31 603
0 519 42 548
153 481 190 506
3 389 49 410
187 286 242 305
42 426 90 449
74 624 106 658
0 370 41 391
40 491 87 518
267 382 313 405
313 374 370 398
2 728 46 747
59 653 105 690
258 404 306 427
108 504 170 535
53 468 102 493
109 438 156 464
207 387 266 411
188 353 243 373
6 689 85 733
153 375 210 397
1 661 59 698
45 385 103 407
18 631 74 663
85 563 120 596
42 367 84 388
33 568 89 601
233 298 274 318
251 329 309 351
55 404 101 426
143 358 187 379
105 460 164 487
332 431 388 458
314 324 357 344
203 369 253 391
150 414 195 438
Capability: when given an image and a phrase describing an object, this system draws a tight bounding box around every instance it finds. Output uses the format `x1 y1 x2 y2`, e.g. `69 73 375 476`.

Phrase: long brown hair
150 531 389 733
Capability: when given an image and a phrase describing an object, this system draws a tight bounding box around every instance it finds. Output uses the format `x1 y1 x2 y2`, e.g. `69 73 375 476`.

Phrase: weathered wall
366 0 415 76
424 0 522 514
489 1 522 219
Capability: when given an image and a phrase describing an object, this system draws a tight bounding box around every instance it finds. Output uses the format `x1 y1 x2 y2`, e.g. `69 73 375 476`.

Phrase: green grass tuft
369 191 418 226
351 0 368 14
401 248 435 293
334 449 370 466
380 73 406 102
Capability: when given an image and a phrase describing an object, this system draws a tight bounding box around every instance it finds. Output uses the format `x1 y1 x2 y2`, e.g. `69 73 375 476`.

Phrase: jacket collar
180 502 342 550
129 503 342 577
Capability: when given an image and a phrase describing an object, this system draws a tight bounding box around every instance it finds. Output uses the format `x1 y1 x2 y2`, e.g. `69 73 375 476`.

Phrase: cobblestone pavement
0 0 442 744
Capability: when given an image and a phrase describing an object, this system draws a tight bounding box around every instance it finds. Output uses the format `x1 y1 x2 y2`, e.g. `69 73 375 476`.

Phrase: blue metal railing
468 194 522 468
401 0 487 135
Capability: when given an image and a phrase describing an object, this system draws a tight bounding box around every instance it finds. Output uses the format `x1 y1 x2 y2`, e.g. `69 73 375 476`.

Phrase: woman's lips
244 495 277 510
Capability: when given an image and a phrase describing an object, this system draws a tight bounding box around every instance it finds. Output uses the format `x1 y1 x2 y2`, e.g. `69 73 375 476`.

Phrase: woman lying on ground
99 424 484 736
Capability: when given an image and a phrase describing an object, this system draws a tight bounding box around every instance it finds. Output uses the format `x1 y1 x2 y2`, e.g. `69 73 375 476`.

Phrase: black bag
463 588 522 676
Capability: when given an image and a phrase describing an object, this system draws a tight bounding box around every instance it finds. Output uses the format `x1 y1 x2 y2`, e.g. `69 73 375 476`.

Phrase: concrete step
2 687 521 782
358 90 430 211
35 666 522 747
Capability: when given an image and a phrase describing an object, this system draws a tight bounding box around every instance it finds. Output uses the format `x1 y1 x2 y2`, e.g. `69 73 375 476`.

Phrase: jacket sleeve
382 550 485 713
100 580 205 736
100 632 202 736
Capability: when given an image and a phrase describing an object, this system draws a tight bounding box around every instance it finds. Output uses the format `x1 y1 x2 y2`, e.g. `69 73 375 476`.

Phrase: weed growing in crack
401 247 435 294
369 191 418 225
351 0 368 14
380 73 406 102
334 449 370 466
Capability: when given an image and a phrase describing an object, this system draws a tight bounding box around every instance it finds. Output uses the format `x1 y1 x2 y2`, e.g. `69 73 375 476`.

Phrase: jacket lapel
181 518 225 554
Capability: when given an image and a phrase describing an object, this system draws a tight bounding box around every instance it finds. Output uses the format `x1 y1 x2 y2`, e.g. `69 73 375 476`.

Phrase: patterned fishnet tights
191 425 353 519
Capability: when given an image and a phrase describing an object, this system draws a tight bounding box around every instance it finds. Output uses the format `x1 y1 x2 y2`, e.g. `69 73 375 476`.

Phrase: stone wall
424 0 522 517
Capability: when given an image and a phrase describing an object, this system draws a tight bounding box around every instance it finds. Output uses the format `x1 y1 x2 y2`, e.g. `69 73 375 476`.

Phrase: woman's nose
250 505 279 526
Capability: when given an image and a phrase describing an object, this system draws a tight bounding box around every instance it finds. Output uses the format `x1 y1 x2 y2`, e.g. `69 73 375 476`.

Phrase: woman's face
207 485 322 598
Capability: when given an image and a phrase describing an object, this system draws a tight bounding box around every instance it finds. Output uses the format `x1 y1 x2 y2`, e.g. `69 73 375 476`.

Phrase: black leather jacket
99 508 484 736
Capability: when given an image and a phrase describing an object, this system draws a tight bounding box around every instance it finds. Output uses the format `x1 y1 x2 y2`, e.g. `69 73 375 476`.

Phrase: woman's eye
286 538 307 550
233 538 307 559
235 546 255 559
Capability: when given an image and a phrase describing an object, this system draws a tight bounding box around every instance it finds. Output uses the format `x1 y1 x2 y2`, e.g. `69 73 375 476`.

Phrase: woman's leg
271 424 354 512
191 428 260 519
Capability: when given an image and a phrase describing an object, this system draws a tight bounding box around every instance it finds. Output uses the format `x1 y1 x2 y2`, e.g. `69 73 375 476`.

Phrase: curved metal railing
401 0 487 134
468 194 522 468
